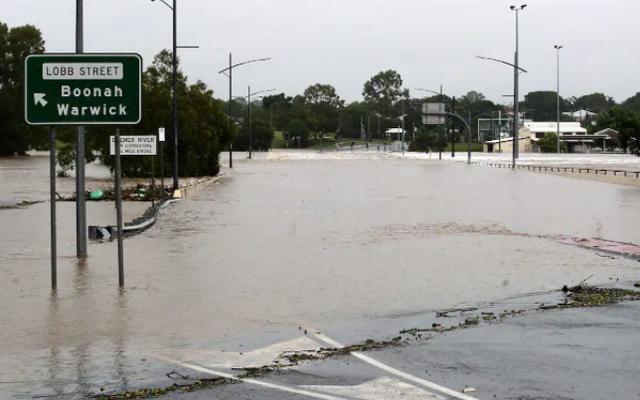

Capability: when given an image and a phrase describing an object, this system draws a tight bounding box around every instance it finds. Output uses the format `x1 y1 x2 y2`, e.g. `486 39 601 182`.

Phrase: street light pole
228 53 233 168
555 45 563 154
248 85 252 159
511 4 527 166
171 0 179 190
219 56 271 168
152 0 199 190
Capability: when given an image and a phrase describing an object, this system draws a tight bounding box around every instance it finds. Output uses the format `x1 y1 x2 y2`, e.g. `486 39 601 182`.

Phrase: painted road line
172 336 322 369
300 376 446 400
310 332 480 400
162 358 347 400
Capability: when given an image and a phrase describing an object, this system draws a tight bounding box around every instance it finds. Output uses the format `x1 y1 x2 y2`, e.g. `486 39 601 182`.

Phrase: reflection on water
1 151 640 398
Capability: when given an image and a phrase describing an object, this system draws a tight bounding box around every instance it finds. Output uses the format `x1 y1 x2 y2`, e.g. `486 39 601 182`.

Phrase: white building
483 121 611 153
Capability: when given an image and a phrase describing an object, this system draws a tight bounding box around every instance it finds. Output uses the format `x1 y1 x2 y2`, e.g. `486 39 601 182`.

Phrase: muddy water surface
1 151 640 398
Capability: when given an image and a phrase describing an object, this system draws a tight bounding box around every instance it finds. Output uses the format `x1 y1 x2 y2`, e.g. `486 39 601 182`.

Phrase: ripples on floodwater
1 150 640 398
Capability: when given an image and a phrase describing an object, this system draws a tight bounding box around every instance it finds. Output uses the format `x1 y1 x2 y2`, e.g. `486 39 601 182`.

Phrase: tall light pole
219 56 271 168
151 0 198 190
234 88 275 159
510 4 527 165
555 44 563 153
476 54 527 167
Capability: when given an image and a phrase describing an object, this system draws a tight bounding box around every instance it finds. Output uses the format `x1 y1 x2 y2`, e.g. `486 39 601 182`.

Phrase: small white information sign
110 135 157 156
158 127 165 142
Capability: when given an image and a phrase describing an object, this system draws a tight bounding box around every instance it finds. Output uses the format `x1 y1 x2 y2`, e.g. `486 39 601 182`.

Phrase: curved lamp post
476 55 527 168
219 56 271 168
150 0 199 191
234 88 275 159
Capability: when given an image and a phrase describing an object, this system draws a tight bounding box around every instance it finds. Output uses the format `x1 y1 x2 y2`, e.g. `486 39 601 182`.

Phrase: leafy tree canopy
362 70 408 117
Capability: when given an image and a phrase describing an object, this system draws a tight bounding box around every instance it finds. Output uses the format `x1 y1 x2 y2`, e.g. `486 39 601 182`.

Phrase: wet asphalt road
1 150 640 399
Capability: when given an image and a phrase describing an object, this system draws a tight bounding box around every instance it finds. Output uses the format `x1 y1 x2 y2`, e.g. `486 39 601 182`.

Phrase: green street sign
24 53 142 125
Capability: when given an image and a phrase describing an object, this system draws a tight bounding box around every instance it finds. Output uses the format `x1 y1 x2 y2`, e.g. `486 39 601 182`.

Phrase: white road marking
310 332 480 400
163 358 347 400
170 336 322 369
300 376 445 400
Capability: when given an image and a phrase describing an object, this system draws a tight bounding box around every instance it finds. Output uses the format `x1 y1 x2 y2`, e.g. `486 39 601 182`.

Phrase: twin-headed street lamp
150 0 198 191
219 55 271 168
234 88 276 159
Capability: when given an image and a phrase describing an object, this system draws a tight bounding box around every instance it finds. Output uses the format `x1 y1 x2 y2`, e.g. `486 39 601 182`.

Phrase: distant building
562 109 597 123
483 121 611 153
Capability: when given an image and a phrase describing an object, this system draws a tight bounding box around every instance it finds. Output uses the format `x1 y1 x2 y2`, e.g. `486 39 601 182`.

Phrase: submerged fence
473 162 640 179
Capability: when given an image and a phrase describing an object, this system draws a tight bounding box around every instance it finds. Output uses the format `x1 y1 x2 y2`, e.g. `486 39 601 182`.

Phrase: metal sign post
25 52 142 289
423 102 473 165
158 127 165 198
113 128 124 288
49 127 57 290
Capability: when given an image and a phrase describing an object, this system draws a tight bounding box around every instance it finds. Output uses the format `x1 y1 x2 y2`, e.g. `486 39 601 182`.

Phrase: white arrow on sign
34 93 48 107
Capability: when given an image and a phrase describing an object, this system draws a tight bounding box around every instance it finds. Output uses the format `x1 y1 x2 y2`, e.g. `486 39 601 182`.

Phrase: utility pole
171 0 179 189
75 0 87 259
451 96 456 157
555 45 563 154
228 53 233 168
248 85 252 159
511 4 527 166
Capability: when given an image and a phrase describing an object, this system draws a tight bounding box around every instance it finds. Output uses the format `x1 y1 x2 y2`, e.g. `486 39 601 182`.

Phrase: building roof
562 109 597 119
522 121 587 134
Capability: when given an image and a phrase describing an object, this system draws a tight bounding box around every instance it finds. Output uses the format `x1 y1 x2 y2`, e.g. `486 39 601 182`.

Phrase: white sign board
422 103 446 125
110 135 157 156
158 127 165 142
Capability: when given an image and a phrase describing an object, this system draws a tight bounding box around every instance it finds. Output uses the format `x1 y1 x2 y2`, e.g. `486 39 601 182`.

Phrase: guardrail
472 162 640 178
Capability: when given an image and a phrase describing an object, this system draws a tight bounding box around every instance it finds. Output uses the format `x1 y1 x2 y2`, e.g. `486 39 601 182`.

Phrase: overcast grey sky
5 0 640 104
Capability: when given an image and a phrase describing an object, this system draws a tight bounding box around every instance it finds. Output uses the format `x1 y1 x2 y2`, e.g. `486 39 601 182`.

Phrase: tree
302 83 343 135
573 92 616 113
285 119 310 148
622 92 640 113
409 128 443 152
233 119 274 151
0 22 46 155
520 91 568 121
591 106 640 153
87 50 233 177
537 132 564 153
362 70 408 118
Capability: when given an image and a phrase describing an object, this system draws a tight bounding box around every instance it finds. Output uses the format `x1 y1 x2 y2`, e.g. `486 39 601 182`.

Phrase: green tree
537 132 563 153
87 50 233 177
520 91 568 121
362 70 408 118
0 22 46 155
285 118 310 147
409 128 443 152
233 119 274 151
573 92 616 113
303 83 343 136
622 92 640 113
591 106 640 153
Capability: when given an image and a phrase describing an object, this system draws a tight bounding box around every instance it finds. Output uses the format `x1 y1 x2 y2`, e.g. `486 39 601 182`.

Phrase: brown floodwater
1 150 639 398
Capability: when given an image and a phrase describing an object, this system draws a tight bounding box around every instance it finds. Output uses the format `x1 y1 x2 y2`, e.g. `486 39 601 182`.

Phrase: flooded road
1 150 640 398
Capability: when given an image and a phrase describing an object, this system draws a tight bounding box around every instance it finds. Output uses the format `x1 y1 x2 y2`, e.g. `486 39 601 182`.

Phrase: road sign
109 135 157 156
25 53 142 125
158 127 165 142
422 103 446 125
